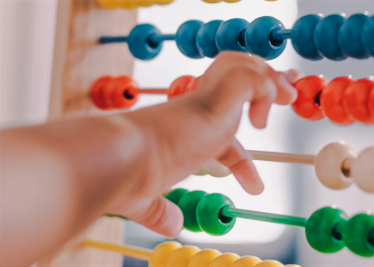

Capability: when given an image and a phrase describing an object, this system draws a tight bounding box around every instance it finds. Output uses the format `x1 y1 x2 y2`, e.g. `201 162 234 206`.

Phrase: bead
196 20 223 58
149 242 182 267
291 76 328 121
343 79 374 124
167 246 201 267
196 193 236 235
232 256 262 267
369 86 374 120
291 14 323 60
254 260 284 267
109 76 139 109
305 207 348 253
168 76 194 99
188 249 221 267
362 16 374 56
128 24 163 60
342 213 374 257
216 19 249 53
320 76 355 125
178 190 207 232
90 76 114 110
165 188 189 205
315 142 356 190
201 159 231 177
209 253 240 267
176 20 204 59
351 146 374 193
245 16 287 60
338 14 371 59
314 14 347 61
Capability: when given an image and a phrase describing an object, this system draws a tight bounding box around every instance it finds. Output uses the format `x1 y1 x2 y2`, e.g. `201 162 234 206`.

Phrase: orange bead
168 76 194 99
320 76 355 125
369 85 374 120
90 76 114 110
186 77 201 93
109 76 139 109
292 76 328 121
343 79 374 124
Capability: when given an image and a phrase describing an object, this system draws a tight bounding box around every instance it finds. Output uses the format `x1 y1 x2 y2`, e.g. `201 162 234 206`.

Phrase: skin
0 52 301 267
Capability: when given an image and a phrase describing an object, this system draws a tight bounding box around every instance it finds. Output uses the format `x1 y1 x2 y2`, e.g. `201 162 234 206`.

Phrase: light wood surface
38 0 137 266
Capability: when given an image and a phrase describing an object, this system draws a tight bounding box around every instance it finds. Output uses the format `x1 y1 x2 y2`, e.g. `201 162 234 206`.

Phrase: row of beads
292 76 374 125
195 142 374 193
100 13 374 61
97 0 174 9
149 242 298 267
165 189 374 257
90 75 198 110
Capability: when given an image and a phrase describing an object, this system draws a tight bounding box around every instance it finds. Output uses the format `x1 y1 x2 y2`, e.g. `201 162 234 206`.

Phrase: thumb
125 195 184 238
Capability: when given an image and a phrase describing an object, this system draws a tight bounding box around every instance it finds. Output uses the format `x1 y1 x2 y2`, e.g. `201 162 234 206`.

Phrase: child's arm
0 52 300 267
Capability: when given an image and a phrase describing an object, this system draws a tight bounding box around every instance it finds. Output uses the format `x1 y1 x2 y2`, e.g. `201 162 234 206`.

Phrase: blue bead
196 20 223 58
291 14 323 61
176 20 204 59
128 24 162 60
362 16 374 56
216 19 249 53
338 14 371 59
314 14 347 61
245 16 287 60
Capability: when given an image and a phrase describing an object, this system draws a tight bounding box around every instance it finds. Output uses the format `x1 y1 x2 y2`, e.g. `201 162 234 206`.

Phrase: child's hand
107 52 301 238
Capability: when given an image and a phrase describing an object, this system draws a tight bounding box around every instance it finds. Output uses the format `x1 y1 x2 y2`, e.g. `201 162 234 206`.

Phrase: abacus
39 0 374 266
81 240 299 267
90 74 374 126
99 14 374 60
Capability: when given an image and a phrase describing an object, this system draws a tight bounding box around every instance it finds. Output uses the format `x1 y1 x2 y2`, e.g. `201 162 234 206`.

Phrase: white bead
201 159 231 178
351 146 374 193
315 142 356 190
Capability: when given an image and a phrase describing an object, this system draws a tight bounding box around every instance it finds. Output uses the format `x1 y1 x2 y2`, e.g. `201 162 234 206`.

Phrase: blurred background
0 0 373 266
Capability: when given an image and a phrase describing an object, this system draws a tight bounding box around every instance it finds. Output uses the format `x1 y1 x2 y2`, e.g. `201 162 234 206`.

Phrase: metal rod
221 206 307 228
271 29 292 40
247 150 316 165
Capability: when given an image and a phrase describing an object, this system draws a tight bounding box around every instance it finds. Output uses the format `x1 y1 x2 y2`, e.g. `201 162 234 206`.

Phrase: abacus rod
81 240 152 261
271 29 292 40
99 36 128 44
247 150 316 165
99 34 175 45
221 206 307 228
134 88 169 95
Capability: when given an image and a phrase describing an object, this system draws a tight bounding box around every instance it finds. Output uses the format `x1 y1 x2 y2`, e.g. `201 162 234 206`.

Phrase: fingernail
162 201 184 238
279 75 298 102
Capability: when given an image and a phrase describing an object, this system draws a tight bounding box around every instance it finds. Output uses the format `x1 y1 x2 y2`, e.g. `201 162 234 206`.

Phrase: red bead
90 76 114 110
186 77 201 93
369 85 374 121
108 76 139 109
320 76 355 125
292 76 328 120
168 76 194 99
343 79 374 124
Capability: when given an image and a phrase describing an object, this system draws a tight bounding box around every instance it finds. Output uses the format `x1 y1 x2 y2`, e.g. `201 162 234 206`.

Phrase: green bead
165 188 189 205
196 193 236 236
305 207 348 253
342 213 374 257
178 190 207 232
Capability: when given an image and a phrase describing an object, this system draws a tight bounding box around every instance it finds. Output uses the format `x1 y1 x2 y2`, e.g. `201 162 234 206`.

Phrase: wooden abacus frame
38 0 137 266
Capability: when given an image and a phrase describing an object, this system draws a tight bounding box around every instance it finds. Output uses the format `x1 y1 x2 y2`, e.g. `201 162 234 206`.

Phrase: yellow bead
188 249 221 267
232 256 262 267
149 242 182 267
255 260 284 267
209 253 240 267
167 246 201 267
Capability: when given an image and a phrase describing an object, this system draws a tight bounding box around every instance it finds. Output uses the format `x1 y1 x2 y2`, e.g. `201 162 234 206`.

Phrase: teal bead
128 24 162 60
314 14 347 61
305 207 348 253
362 16 374 56
338 14 371 59
196 193 236 236
196 20 223 58
165 188 189 205
291 14 323 60
216 19 249 53
176 20 204 59
342 214 374 257
245 16 287 60
178 190 207 232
